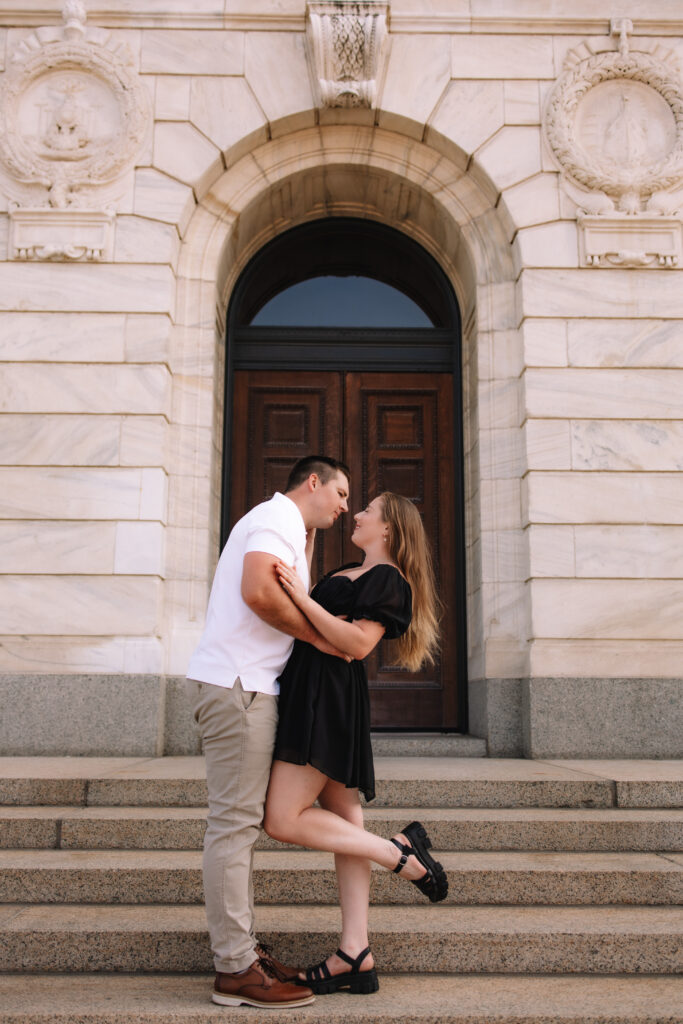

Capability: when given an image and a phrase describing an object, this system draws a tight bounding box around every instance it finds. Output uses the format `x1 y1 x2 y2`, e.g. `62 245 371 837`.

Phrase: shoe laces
256 955 279 980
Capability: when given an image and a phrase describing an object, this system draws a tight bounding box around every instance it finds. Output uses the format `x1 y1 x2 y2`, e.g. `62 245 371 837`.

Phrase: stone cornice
2 9 683 35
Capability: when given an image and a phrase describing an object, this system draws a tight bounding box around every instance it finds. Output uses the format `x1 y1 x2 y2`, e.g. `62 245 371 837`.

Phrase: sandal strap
335 947 371 971
306 958 332 983
390 837 413 874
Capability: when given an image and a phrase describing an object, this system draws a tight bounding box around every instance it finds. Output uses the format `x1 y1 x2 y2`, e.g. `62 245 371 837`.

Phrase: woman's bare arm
276 561 384 660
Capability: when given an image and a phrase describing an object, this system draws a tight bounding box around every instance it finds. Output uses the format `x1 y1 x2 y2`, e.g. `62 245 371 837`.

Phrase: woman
264 492 446 996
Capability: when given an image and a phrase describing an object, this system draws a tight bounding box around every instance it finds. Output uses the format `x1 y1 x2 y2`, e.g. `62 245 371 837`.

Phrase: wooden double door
229 369 460 729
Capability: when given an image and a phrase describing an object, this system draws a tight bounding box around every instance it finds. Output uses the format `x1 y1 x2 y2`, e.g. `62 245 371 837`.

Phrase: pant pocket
236 678 257 711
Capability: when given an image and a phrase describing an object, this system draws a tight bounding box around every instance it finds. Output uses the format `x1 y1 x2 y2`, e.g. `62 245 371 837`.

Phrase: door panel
344 373 457 728
230 369 459 729
230 371 344 580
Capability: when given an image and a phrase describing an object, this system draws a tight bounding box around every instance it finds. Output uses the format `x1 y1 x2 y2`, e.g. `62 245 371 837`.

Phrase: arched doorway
222 218 467 731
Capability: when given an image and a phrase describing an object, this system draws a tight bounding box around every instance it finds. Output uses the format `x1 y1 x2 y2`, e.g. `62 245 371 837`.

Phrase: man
187 455 350 1009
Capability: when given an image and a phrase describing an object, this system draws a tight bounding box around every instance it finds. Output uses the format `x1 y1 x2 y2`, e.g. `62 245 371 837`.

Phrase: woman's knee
263 802 289 841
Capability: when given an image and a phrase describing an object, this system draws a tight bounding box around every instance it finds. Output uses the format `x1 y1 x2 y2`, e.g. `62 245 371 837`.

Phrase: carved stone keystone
306 1 389 109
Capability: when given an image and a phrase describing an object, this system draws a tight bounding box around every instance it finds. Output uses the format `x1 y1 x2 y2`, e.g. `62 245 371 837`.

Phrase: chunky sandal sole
304 968 379 995
298 946 379 996
398 820 448 903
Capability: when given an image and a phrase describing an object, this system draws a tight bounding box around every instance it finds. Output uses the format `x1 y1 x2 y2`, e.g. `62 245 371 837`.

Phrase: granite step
1 973 682 1024
4 756 682 808
1 849 681 906
3 805 683 852
1 904 682 974
370 733 487 756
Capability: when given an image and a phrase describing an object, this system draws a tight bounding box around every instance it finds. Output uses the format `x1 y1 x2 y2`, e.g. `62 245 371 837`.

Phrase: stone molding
578 212 682 268
0 1 150 261
8 204 115 261
306 1 388 109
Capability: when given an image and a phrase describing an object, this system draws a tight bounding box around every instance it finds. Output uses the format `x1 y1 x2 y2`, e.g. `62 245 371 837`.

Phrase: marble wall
0 0 681 756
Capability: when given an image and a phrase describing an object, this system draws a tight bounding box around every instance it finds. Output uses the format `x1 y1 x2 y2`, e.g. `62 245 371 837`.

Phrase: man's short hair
285 455 350 493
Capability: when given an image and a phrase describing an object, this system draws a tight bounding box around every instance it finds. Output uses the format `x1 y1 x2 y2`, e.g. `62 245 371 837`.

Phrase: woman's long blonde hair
380 492 440 672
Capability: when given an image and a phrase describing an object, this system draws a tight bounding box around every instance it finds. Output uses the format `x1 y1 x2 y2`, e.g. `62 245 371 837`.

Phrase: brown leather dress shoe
256 941 301 983
212 958 315 1008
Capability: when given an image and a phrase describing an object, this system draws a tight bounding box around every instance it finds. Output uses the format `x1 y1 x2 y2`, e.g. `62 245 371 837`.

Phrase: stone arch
168 124 526 732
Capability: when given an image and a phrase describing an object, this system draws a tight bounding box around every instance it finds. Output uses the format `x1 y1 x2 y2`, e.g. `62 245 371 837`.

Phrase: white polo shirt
186 492 309 695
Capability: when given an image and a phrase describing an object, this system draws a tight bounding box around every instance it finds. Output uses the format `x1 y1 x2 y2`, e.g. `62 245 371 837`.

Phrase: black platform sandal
391 819 448 903
298 947 379 995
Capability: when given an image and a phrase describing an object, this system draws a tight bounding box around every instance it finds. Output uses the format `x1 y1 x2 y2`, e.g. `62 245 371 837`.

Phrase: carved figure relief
543 20 683 266
0 1 150 260
306 1 388 109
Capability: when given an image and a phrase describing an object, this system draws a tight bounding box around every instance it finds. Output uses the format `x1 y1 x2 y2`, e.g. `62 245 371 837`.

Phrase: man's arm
241 552 346 657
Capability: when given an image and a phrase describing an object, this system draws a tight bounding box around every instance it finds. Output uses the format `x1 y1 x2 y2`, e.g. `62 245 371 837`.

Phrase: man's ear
308 473 319 491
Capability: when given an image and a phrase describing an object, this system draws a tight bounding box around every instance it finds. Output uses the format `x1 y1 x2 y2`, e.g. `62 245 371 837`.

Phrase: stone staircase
0 755 682 1022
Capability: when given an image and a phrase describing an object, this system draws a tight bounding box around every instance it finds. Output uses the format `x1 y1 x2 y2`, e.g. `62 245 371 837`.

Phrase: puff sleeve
350 564 412 639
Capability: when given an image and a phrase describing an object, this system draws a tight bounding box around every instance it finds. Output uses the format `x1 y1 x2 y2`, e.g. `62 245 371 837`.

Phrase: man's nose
341 498 349 512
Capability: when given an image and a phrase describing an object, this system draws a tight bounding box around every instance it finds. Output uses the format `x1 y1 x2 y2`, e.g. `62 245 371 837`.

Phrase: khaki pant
191 677 278 973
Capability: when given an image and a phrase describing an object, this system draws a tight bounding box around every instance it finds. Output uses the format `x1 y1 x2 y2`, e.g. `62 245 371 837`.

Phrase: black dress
273 563 412 802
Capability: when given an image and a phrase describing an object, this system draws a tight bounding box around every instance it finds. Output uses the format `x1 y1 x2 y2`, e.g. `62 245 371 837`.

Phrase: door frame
221 219 469 732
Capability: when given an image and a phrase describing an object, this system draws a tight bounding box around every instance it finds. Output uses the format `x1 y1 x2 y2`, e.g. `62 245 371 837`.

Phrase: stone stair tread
1 904 682 974
3 847 681 872
1 973 682 1024
2 848 680 906
3 902 682 933
3 757 680 808
5 753 679 806
4 805 682 853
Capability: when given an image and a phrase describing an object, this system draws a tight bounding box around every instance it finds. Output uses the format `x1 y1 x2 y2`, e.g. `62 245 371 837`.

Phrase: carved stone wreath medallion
0 4 149 208
544 22 683 267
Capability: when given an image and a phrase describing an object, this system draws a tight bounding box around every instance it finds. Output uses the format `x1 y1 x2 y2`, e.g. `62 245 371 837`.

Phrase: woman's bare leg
264 760 426 879
316 779 373 976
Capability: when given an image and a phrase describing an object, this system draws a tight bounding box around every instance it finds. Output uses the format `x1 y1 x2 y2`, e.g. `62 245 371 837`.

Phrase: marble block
451 34 554 80
528 525 575 579
426 80 504 163
189 77 268 164
0 364 171 416
133 169 195 235
0 415 120 467
531 579 683 640
574 526 683 579
155 76 191 121
0 522 116 575
521 318 567 367
567 320 683 369
525 368 683 419
244 32 314 136
525 471 683 526
522 269 683 319
153 122 223 197
473 127 542 195
504 81 540 125
141 30 244 75
572 420 683 472
0 264 175 315
379 34 451 139
524 420 571 471
0 576 162 636
499 176 562 240
114 217 181 267
0 313 125 363
114 522 165 576
0 468 167 522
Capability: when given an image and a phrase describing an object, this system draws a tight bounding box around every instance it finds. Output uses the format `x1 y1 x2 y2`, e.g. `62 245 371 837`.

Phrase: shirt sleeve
351 565 412 639
244 527 296 564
